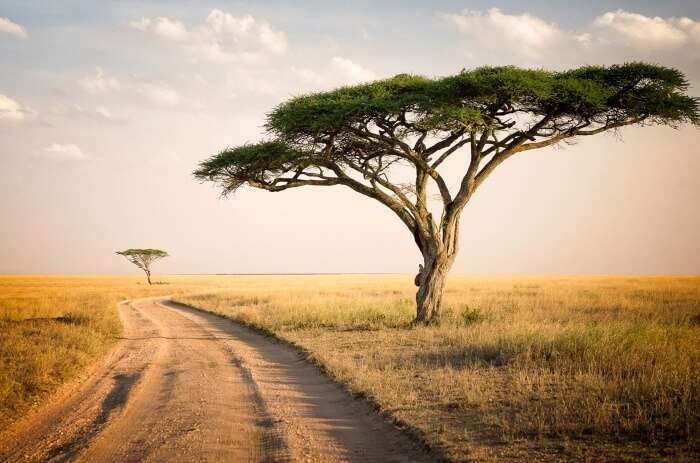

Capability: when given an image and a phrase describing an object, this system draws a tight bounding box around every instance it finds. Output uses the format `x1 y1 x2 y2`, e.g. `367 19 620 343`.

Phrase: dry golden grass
0 274 235 429
177 274 700 462
2 274 698 461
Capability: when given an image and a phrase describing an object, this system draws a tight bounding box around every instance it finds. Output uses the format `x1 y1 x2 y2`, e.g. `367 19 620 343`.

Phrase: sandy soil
0 297 431 462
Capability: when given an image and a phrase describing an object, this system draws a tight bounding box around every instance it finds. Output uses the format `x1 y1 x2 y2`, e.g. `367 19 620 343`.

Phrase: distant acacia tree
195 63 698 323
116 249 169 285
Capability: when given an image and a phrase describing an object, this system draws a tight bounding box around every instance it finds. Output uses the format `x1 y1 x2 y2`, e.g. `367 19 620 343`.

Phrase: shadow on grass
2 314 92 326
405 341 520 370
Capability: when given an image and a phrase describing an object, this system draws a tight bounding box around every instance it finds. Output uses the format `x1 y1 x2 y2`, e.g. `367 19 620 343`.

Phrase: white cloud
441 8 563 59
136 83 181 106
130 17 188 41
40 143 89 161
95 107 112 118
0 17 27 38
677 17 700 42
0 94 34 121
78 67 182 107
293 67 323 86
442 8 700 61
593 10 700 49
243 77 277 95
329 57 376 83
131 9 287 63
49 103 116 122
221 57 375 97
293 57 376 90
79 67 120 94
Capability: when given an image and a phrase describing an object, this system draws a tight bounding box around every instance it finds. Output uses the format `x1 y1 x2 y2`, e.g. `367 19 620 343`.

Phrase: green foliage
556 63 697 122
267 63 698 137
194 141 316 194
195 63 699 193
266 73 445 137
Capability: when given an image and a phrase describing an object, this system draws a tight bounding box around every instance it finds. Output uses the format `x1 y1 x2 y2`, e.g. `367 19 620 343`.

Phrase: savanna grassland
177 275 700 462
1 274 698 462
0 275 237 429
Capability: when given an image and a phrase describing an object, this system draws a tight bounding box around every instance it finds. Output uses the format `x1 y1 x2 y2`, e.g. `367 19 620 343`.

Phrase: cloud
441 8 700 62
78 67 182 107
135 83 181 106
79 67 120 94
0 17 27 38
131 9 287 63
40 143 89 161
49 103 118 123
0 94 34 121
130 17 187 41
329 57 376 83
593 10 700 49
293 57 376 90
440 8 563 59
95 107 112 118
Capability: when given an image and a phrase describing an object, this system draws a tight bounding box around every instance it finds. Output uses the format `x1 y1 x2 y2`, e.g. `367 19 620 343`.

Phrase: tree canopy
195 63 698 197
116 248 169 285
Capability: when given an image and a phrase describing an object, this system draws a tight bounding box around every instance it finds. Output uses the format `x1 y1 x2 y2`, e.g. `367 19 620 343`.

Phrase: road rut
0 298 431 462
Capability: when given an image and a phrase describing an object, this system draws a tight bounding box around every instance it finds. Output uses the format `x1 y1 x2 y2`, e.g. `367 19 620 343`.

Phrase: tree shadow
44 371 141 462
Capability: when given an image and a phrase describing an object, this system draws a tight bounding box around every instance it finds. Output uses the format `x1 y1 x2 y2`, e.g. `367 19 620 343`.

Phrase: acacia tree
116 248 169 285
195 64 698 323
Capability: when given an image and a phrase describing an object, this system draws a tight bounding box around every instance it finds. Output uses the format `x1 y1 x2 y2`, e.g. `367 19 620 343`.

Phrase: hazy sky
1 0 699 275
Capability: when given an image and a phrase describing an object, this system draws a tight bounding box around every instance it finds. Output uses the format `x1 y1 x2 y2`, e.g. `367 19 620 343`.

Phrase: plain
1 274 698 462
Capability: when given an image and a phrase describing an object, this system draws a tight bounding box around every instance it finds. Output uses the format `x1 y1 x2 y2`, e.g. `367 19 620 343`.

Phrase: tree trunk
146 271 152 285
415 249 455 323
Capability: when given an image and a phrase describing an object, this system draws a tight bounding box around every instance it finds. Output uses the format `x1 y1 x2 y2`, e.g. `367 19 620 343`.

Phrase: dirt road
0 298 432 462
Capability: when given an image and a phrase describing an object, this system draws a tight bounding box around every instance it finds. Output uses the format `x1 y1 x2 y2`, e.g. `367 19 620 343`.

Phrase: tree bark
146 270 152 285
415 248 455 323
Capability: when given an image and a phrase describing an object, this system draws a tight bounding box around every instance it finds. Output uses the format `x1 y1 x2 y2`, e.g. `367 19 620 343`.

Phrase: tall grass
178 275 700 462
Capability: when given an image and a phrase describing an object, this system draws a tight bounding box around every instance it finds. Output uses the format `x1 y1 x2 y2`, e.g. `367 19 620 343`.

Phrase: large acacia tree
195 64 698 323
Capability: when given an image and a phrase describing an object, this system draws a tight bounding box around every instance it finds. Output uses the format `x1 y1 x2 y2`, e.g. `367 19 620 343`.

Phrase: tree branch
474 116 645 190
430 137 470 169
343 159 419 216
321 162 421 236
472 115 554 190
424 130 466 155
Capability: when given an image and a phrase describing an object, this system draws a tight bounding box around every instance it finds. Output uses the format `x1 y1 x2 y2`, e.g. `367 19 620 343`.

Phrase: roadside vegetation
0 275 230 429
177 274 700 462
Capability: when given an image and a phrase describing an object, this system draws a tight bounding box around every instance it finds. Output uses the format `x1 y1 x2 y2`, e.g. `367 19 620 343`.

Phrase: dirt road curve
0 298 432 462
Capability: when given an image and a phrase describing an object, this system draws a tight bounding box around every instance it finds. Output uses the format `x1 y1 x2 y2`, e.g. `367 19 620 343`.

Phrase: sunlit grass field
177 274 700 462
1 274 698 461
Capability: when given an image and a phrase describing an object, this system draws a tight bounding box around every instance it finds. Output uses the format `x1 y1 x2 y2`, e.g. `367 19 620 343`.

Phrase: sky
1 0 699 275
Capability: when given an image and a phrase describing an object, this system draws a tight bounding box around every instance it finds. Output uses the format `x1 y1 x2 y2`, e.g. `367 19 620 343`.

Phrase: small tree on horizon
116 248 169 285
194 63 698 323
